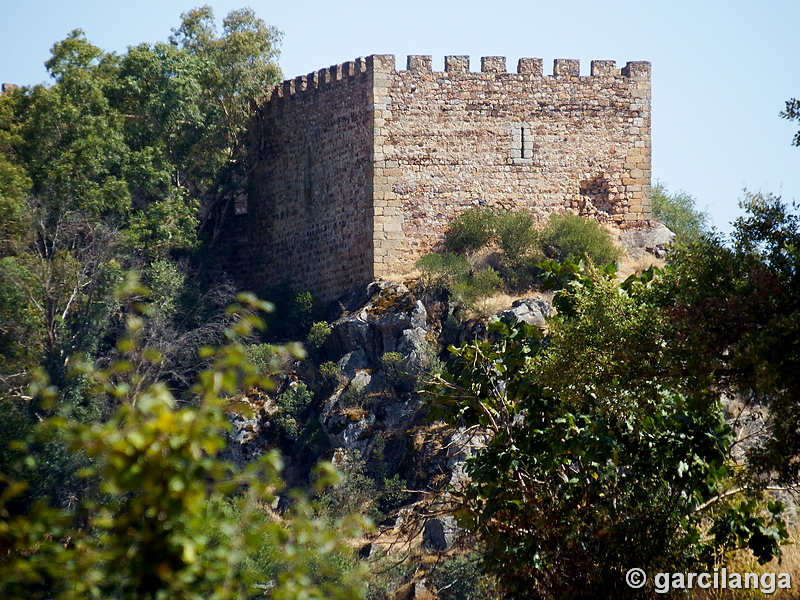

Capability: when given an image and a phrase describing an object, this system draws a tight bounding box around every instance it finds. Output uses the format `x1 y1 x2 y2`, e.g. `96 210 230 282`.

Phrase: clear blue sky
2 0 798 234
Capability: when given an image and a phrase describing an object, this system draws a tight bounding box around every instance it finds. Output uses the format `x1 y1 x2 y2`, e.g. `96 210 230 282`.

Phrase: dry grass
466 290 543 319
686 539 800 599
616 252 666 280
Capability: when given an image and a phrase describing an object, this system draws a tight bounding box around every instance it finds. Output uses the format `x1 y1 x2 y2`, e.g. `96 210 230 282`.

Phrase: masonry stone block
517 58 543 75
445 55 470 73
481 56 507 73
554 59 580 77
407 55 433 71
591 60 617 77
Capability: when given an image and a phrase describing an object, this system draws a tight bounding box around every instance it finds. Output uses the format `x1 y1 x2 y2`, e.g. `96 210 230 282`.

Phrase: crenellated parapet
263 56 371 109
261 54 651 111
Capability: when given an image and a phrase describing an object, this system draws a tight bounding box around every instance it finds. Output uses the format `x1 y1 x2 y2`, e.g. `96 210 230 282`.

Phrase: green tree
0 287 368 600
427 257 788 599
658 192 800 483
166 6 282 242
651 181 710 241
780 97 800 146
0 5 284 527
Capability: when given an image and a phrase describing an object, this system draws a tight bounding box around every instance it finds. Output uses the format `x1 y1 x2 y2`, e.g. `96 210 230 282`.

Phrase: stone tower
246 54 651 301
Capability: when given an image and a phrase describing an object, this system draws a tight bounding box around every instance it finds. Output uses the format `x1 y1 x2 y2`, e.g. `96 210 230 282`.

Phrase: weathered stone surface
497 297 552 327
326 410 376 453
619 222 675 258
333 319 373 355
423 516 462 551
397 326 428 369
338 348 372 380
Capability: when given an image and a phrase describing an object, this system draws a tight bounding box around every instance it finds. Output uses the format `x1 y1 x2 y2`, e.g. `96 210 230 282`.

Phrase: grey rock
397 326 428 369
338 348 371 380
410 300 428 329
619 222 675 259
423 516 462 551
327 411 377 454
498 297 552 327
382 398 418 430
446 428 489 490
332 316 372 354
348 369 372 392
375 310 411 352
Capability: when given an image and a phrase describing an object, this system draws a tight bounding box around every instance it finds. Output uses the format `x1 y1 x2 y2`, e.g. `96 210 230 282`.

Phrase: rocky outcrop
226 279 554 563
321 281 432 457
619 222 675 259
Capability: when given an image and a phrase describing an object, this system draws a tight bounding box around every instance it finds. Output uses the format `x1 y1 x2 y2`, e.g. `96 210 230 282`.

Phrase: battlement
263 54 651 108
402 55 650 78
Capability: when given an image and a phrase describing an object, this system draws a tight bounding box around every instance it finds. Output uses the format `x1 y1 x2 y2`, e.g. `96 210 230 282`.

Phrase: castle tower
247 55 651 301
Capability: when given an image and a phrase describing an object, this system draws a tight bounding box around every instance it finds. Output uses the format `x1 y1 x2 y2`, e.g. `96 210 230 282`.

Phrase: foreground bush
0 284 368 600
443 208 497 255
539 212 621 265
426 252 791 599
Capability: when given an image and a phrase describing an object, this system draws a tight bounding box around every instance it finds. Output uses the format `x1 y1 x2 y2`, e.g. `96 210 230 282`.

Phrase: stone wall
247 54 651 300
248 58 377 301
375 55 651 275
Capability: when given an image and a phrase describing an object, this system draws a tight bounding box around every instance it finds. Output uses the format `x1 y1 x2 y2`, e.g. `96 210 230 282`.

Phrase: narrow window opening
511 123 534 164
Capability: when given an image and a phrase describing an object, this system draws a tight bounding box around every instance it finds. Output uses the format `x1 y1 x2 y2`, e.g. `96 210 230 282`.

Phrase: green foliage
780 97 800 147
709 500 789 564
426 209 619 294
416 253 470 292
632 192 800 484
415 253 501 308
318 360 341 396
427 257 789 598
495 210 538 263
444 207 497 255
457 267 502 302
377 473 410 514
539 212 621 266
0 93 32 254
380 351 415 392
245 343 284 377
651 180 710 241
0 6 284 441
428 552 499 600
260 287 325 342
319 453 376 518
307 320 332 350
380 344 443 395
0 286 368 600
274 382 315 440
319 361 339 380
339 377 368 410
444 207 538 264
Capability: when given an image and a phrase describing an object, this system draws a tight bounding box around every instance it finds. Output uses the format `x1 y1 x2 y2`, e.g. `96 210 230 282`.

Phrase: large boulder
497 297 552 327
423 516 462 551
619 222 675 259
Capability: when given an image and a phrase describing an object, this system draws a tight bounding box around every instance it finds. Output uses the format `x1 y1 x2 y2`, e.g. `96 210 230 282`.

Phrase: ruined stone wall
248 58 376 302
374 55 652 275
